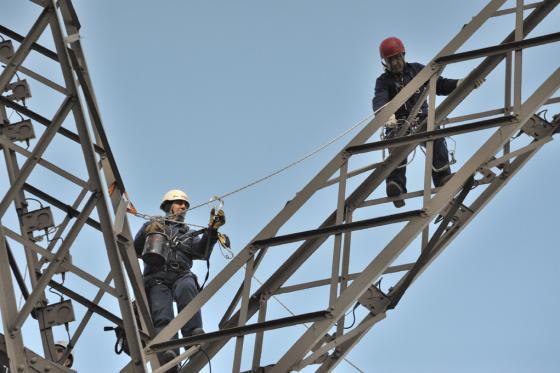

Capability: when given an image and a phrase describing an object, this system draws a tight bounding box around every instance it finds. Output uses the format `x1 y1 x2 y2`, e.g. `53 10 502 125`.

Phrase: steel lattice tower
1 1 153 371
1 1 559 372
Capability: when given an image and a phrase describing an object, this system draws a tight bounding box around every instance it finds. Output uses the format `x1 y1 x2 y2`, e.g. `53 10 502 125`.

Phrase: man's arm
372 75 392 114
176 208 224 260
436 76 460 96
133 222 149 257
177 229 218 261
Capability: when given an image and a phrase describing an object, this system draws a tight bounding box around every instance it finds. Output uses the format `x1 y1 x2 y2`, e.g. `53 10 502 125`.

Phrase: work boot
161 350 179 373
386 180 405 208
435 172 455 188
190 328 205 336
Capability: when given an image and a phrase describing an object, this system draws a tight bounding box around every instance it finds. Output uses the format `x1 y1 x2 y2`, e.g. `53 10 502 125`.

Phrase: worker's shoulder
406 62 426 72
375 70 392 83
136 220 150 232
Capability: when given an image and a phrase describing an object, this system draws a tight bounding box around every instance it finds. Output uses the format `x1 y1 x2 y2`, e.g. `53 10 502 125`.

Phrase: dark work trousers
386 126 451 193
145 270 202 354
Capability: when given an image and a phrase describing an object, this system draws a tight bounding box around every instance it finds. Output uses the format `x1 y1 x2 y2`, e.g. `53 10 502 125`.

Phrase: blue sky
1 1 559 372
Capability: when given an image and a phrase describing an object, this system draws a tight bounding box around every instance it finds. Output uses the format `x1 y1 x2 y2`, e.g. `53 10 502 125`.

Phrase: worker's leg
432 137 452 187
386 155 407 192
146 278 179 363
147 279 175 334
173 273 203 338
385 127 408 192
384 126 407 207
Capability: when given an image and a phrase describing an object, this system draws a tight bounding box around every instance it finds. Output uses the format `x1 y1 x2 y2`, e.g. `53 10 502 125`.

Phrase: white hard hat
54 341 74 366
160 189 190 211
54 340 69 349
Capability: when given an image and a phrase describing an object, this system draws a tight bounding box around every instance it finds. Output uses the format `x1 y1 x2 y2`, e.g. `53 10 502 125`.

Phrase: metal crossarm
252 210 424 248
150 311 331 352
346 115 518 154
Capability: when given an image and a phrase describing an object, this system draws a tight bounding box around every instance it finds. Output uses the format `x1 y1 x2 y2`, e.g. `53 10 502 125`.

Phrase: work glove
386 114 398 128
209 208 226 229
145 220 164 234
473 77 486 89
457 78 486 89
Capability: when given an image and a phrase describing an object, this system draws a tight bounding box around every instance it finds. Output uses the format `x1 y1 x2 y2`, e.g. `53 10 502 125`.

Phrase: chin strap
166 212 185 222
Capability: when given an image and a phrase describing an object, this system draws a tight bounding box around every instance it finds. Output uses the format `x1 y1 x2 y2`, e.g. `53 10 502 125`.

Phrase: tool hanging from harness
103 300 144 356
380 116 420 168
141 231 170 266
380 113 457 172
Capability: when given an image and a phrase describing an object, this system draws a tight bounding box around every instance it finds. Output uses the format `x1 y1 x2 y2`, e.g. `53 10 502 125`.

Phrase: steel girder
178 1 560 372
0 0 153 371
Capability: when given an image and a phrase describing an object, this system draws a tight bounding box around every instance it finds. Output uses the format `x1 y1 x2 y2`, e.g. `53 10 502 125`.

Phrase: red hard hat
379 37 405 59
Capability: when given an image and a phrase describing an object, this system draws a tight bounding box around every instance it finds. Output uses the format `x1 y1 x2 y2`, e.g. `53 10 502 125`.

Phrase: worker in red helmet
372 36 484 207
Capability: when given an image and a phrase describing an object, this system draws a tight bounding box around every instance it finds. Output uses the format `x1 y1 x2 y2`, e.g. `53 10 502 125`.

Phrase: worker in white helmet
133 189 225 368
54 340 74 368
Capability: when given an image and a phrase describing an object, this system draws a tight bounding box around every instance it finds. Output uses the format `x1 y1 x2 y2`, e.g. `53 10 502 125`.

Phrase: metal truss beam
347 115 517 155
252 210 423 248
0 96 106 155
435 31 560 64
0 24 59 61
0 6 52 92
0 96 74 217
0 0 152 371
151 311 331 352
271 67 560 373
183 1 559 371
314 118 559 372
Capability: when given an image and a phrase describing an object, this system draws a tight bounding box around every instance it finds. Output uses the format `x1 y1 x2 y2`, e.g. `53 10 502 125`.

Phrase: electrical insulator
0 40 14 60
0 119 35 142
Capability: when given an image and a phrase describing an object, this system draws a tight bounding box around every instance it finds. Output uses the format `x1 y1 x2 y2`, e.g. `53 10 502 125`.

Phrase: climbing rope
187 113 373 210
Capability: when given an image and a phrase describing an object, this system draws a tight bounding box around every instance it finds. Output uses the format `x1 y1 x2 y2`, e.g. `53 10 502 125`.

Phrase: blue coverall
134 221 218 338
372 62 459 192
